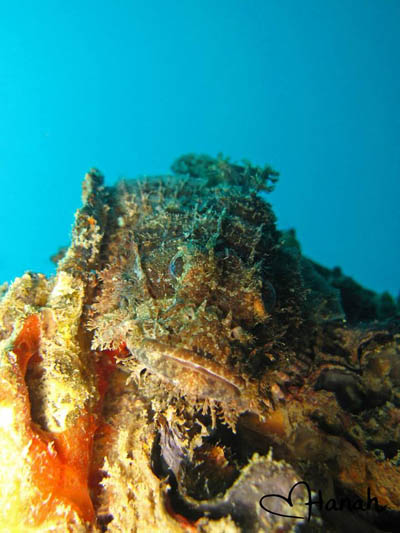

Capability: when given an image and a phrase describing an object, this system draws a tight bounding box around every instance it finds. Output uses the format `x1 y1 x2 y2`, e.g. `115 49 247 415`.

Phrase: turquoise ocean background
1 1 399 297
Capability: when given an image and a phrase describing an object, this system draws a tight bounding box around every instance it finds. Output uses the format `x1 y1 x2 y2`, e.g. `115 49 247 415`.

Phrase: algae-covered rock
0 154 398 532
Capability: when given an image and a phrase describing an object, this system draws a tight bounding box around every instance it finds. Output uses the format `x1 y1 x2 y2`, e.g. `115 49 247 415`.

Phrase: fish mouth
127 338 246 405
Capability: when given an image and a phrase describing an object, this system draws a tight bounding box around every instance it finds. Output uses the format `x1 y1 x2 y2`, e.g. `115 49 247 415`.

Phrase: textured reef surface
0 154 399 532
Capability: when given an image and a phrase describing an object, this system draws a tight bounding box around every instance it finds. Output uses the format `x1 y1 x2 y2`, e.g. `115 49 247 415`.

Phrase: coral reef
0 154 399 532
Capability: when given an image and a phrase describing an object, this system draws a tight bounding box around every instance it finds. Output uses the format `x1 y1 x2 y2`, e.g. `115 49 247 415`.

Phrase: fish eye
169 254 184 280
262 280 276 313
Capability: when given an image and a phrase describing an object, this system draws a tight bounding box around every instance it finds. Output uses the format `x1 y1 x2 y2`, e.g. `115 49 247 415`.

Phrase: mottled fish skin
88 156 306 427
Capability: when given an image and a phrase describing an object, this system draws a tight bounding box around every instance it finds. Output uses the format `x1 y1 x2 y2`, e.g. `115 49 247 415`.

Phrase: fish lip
127 338 246 403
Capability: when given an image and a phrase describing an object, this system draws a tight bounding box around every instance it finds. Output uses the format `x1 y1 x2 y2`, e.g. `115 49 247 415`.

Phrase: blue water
1 1 399 297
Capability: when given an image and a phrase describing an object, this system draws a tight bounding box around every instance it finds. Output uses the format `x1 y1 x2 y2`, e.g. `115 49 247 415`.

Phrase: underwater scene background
1 3 400 532
1 0 399 297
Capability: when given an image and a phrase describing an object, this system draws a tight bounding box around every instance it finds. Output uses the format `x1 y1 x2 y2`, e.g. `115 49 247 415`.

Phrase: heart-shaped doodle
259 480 312 522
